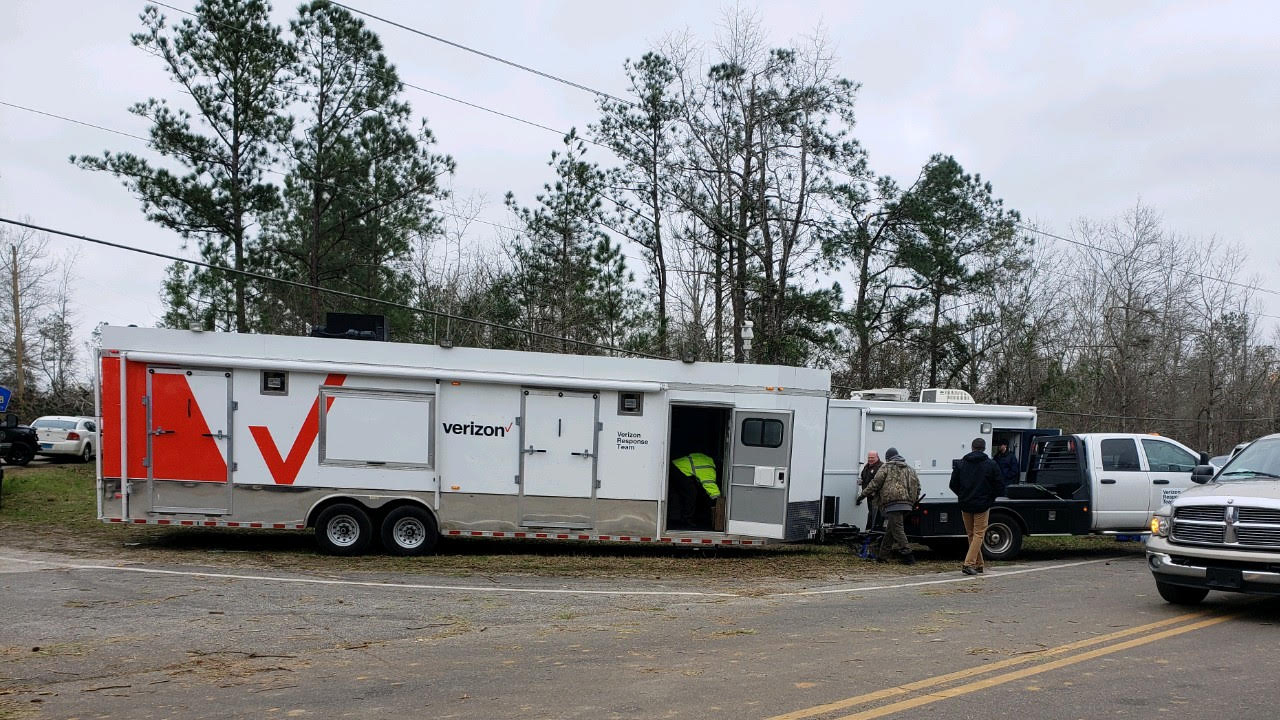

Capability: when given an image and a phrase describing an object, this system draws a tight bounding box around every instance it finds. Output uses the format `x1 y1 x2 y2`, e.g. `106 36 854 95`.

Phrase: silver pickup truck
1146 434 1280 604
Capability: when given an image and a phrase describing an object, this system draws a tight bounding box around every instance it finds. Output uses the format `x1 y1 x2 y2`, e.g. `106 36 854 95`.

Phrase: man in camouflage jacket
857 447 921 564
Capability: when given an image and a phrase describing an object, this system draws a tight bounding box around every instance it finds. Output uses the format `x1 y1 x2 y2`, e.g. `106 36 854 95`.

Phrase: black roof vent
310 313 388 342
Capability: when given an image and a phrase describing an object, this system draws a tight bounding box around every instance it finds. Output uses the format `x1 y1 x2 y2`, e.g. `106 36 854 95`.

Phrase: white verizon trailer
97 326 830 554
822 393 1051 536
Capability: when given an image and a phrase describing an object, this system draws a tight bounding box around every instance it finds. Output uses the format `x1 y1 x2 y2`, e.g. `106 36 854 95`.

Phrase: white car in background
31 416 98 463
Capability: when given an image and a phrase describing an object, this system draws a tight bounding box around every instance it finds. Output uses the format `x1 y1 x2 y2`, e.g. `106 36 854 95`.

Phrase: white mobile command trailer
96 326 830 554
822 390 1056 555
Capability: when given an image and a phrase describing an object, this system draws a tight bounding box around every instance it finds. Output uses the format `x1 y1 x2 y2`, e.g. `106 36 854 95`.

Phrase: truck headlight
1150 504 1172 537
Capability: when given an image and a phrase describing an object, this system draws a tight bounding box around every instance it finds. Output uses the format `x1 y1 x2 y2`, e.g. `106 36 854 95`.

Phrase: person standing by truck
949 438 1004 575
858 447 920 564
856 450 883 530
994 440 1019 487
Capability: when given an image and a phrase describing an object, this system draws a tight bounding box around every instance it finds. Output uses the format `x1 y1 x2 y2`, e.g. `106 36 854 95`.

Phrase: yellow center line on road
830 612 1238 720
766 610 1209 720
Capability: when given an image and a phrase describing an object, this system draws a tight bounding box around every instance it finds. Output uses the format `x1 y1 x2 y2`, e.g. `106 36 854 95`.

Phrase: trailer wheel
314 503 373 556
1155 581 1209 606
381 505 438 556
981 513 1023 561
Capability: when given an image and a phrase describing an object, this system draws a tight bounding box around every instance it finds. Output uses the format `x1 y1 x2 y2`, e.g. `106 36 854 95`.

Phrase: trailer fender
304 494 436 529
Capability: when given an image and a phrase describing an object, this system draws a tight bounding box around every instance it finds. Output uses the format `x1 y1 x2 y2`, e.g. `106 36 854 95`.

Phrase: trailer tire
981 513 1023 561
1155 581 1209 606
314 503 373 556
381 505 438 556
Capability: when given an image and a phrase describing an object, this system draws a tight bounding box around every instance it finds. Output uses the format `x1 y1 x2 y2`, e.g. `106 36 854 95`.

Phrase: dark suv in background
1 413 38 466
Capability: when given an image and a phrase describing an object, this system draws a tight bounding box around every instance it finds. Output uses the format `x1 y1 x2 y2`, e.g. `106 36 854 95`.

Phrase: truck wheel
1155 581 1209 605
380 505 438 556
7 444 34 467
982 513 1023 561
314 503 373 556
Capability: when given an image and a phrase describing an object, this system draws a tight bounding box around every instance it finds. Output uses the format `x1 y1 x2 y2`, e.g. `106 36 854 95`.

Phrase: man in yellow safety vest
671 453 720 528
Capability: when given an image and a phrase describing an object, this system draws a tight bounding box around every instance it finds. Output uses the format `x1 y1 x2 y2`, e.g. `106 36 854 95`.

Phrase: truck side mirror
1191 465 1216 484
2 413 16 429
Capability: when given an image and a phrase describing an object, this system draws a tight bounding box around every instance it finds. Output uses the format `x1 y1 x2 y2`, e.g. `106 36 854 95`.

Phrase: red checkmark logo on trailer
249 374 347 485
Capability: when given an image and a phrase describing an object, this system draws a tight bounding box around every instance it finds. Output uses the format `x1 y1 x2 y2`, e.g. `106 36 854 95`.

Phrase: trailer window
261 370 288 396
1100 438 1141 471
741 418 784 448
319 387 434 469
617 391 644 416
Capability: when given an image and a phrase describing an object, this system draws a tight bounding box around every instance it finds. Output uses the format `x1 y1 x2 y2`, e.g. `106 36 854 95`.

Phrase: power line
1019 223 1280 300
146 1 1280 317
0 100 150 143
328 1 633 108
0 216 667 360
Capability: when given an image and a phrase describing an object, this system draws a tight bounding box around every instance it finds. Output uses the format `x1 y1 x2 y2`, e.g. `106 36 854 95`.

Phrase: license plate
40 443 52 449
1206 567 1243 589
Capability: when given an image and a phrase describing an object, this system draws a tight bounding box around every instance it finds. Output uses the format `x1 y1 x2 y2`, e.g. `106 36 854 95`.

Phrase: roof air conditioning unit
920 388 975 404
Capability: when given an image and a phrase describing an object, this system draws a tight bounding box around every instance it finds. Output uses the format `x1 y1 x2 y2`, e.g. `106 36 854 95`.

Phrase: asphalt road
2 547 1276 719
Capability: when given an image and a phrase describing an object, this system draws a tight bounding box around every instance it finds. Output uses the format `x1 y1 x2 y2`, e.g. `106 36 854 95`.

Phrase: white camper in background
822 390 1052 539
96 326 830 554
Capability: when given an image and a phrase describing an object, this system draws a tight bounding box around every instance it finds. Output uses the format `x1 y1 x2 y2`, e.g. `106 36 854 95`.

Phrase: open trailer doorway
666 404 731 532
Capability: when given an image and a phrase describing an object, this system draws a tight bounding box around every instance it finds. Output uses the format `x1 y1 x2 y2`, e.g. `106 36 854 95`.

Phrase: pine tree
506 131 637 354
73 0 291 332
258 1 453 335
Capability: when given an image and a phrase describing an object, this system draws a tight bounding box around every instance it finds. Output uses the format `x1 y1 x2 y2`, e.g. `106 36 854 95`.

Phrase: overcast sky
3 0 1278 348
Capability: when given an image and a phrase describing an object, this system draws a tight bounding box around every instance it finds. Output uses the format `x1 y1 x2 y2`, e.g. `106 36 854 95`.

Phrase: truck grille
1237 527 1280 546
1171 504 1280 549
1238 507 1280 524
1171 523 1225 544
1175 506 1223 521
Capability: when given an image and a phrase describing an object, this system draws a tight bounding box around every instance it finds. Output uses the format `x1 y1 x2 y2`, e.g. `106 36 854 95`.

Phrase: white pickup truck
1147 433 1280 604
943 433 1205 560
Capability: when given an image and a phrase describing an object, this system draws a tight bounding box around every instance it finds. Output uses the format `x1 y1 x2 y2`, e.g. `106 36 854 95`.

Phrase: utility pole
9 245 24 413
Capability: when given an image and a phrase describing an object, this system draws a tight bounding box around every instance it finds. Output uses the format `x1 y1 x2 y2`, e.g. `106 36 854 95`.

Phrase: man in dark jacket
994 441 1019 487
948 437 1004 575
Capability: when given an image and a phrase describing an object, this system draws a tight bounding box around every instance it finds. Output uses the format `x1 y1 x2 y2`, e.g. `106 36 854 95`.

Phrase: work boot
898 551 916 565
961 566 978 576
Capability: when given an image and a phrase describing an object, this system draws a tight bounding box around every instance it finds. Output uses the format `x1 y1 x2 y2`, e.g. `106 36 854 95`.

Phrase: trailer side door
727 409 793 539
519 389 599 529
147 367 233 514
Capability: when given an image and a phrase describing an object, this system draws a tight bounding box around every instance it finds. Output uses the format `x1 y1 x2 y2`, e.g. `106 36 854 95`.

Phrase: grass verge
0 463 1142 582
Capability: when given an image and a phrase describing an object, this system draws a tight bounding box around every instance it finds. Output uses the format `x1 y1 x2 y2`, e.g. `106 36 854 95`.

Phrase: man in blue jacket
948 438 1004 575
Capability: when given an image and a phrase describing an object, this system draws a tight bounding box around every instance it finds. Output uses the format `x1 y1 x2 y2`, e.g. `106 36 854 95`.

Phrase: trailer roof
830 397 1036 417
102 326 830 393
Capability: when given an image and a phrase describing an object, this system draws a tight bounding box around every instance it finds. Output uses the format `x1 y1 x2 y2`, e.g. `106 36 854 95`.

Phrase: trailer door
147 368 232 514
519 389 599 528
727 409 793 539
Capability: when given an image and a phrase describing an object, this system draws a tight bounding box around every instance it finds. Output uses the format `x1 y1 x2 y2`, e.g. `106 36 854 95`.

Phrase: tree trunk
9 245 24 410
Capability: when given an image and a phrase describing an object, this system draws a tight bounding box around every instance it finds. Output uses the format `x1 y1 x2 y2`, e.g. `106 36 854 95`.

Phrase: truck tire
7 444 34 467
981 512 1023 561
1155 581 1209 605
380 505 438 556
314 503 373 556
